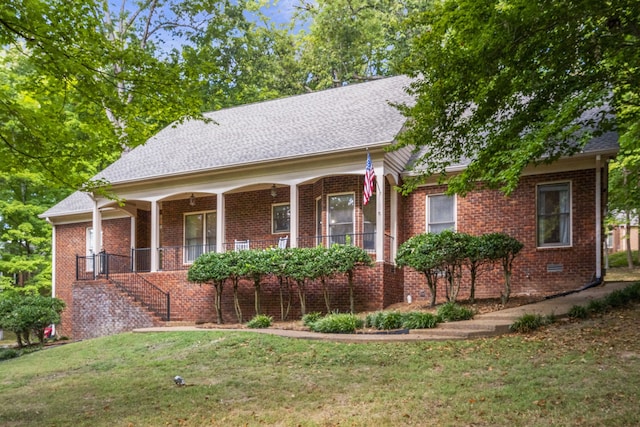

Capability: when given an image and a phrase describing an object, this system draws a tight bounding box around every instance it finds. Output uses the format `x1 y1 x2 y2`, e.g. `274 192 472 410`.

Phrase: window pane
363 195 376 250
329 194 354 244
273 204 290 233
537 183 570 246
185 214 203 262
428 195 454 232
206 212 216 252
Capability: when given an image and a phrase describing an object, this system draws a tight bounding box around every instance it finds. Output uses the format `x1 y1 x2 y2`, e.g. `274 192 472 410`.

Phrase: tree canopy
396 0 638 195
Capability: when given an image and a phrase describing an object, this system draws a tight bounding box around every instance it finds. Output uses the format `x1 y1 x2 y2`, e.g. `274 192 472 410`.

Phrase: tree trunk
232 278 242 323
214 282 223 324
348 271 355 314
321 277 331 313
296 280 306 316
626 211 634 268
254 279 261 316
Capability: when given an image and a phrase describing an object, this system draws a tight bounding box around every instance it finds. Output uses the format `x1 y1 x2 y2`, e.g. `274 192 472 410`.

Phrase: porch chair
234 239 250 251
278 235 289 249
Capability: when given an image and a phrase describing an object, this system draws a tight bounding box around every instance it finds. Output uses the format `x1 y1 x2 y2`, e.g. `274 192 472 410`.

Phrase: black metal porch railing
109 272 171 321
124 232 396 272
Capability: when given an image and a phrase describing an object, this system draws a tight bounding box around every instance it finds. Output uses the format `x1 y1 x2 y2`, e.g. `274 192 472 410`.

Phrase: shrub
374 311 405 330
621 282 640 300
246 314 272 329
309 313 364 334
587 299 608 314
437 302 475 322
568 305 589 319
604 290 629 309
302 312 322 327
401 312 440 329
0 348 19 361
510 314 555 333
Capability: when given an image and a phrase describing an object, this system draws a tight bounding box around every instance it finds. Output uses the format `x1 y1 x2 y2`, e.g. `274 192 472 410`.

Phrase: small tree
285 248 317 317
330 244 374 313
0 295 65 347
311 246 336 313
268 248 293 321
225 251 245 323
187 252 231 324
463 233 494 303
241 250 272 316
436 230 468 303
396 233 445 307
483 233 524 304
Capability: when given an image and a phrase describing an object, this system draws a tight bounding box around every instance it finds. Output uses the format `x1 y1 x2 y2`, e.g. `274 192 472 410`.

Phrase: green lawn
1 302 640 426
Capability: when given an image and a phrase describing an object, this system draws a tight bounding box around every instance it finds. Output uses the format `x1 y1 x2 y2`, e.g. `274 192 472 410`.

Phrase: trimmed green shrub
587 299 608 314
246 314 272 329
302 312 322 327
437 302 475 322
568 305 589 319
510 314 555 333
372 311 405 330
0 348 19 361
401 312 440 329
309 313 364 334
621 282 640 300
604 290 629 309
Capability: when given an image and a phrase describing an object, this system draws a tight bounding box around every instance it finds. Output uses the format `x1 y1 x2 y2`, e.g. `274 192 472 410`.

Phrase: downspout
595 155 603 281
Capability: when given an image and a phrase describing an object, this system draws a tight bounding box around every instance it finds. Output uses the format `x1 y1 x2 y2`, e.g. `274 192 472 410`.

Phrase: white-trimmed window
537 182 571 247
427 194 455 233
328 193 355 245
272 203 290 234
184 211 216 263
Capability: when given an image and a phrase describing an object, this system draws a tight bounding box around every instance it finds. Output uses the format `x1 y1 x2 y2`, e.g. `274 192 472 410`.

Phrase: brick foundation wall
402 169 602 303
72 280 157 339
54 218 132 338
140 262 390 324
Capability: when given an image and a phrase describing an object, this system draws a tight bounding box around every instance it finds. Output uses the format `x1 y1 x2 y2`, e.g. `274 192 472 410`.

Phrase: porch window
537 182 571 247
184 211 216 263
272 203 290 233
427 194 455 233
328 193 354 245
363 194 376 250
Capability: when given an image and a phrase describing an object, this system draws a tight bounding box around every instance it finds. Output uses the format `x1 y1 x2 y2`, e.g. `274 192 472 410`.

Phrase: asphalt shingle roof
96 75 414 184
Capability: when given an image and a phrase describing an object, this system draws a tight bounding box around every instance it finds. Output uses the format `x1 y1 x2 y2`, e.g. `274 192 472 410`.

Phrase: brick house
41 76 618 339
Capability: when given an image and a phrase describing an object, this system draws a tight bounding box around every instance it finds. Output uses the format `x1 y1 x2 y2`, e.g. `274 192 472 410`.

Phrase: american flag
363 152 375 205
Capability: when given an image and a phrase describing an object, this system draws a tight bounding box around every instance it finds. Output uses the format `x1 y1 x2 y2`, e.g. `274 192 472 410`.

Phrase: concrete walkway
133 281 633 343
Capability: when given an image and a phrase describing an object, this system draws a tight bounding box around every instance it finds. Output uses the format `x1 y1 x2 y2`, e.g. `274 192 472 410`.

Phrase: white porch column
375 170 385 263
150 200 159 272
92 197 102 254
389 177 398 263
217 193 226 252
290 184 298 248
595 155 602 279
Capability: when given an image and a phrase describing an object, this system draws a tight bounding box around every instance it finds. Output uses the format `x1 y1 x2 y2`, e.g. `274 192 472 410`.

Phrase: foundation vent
547 264 564 273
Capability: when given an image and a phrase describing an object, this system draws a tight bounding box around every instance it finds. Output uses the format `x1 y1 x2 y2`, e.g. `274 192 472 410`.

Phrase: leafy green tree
396 233 445 307
483 233 524 304
0 171 68 296
188 252 233 324
0 295 65 347
241 249 273 316
285 247 318 316
330 243 374 313
463 233 494 303
436 230 468 303
268 248 293 321
296 0 429 90
397 0 637 195
608 160 640 267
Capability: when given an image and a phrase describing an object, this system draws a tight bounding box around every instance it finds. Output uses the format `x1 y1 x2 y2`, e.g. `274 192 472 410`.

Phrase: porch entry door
328 193 354 246
184 211 216 263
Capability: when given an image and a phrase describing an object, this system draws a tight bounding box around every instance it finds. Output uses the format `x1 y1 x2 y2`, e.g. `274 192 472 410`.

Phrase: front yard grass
1 301 640 426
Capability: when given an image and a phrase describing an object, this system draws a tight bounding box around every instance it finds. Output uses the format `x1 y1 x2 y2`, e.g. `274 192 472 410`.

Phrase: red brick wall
402 169 601 303
54 217 132 338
